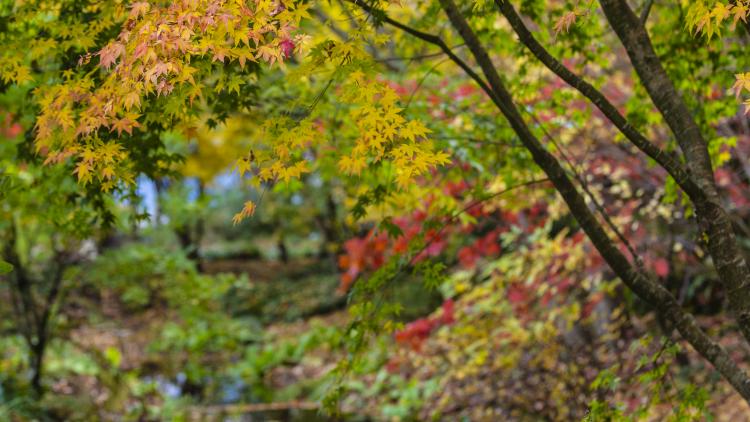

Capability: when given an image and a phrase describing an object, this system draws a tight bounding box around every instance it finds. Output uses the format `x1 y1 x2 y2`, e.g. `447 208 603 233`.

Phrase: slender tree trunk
494 0 699 198
351 0 750 402
153 177 167 226
30 338 46 395
3 223 67 396
316 192 342 259
597 0 750 344
31 256 65 396
433 0 750 401
193 181 206 272
278 236 289 263
176 180 206 272
4 228 36 350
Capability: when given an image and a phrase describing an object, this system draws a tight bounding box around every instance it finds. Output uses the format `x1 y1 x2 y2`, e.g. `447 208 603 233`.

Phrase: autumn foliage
7 0 750 420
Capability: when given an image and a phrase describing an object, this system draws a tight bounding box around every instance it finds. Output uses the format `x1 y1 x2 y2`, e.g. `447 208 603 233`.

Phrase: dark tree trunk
278 237 289 263
597 0 750 344
3 223 68 397
316 193 342 259
349 0 750 401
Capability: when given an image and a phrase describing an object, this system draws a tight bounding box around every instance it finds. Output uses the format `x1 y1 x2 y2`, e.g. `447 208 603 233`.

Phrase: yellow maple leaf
338 154 367 175
232 200 257 225
734 72 750 97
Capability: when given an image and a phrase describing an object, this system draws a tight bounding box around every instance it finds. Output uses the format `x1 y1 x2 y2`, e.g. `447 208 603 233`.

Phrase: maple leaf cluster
233 116 316 195
337 177 551 293
686 0 750 39
338 73 450 189
34 0 311 189
393 299 455 351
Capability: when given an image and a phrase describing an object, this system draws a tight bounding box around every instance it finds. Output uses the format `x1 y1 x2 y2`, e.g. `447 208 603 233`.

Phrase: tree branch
598 0 750 348
349 0 496 101
494 0 702 202
376 46 464 63
435 0 750 402
639 0 654 24
527 110 643 267
314 5 400 72
350 0 750 401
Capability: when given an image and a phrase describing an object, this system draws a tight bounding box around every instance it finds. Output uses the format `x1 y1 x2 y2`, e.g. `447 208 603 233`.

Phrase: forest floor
56 256 750 421
62 256 351 420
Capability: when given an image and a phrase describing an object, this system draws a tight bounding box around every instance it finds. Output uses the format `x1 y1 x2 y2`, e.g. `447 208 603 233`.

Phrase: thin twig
405 57 450 110
526 110 643 268
639 0 654 24
376 44 466 63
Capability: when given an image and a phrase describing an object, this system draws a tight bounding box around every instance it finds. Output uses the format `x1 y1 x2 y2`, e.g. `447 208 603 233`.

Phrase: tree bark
351 0 750 403
434 0 750 402
494 0 700 200
597 0 750 345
